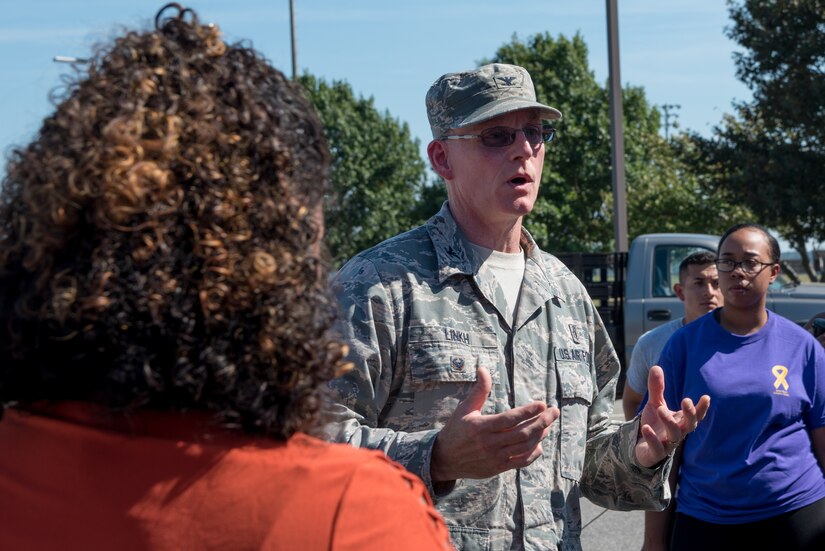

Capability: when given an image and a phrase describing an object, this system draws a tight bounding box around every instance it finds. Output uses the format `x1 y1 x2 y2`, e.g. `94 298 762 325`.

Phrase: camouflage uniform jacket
326 203 671 551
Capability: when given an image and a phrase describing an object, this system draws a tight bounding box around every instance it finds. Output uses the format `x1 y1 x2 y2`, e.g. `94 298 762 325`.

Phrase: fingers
696 395 711 421
655 405 682 444
505 442 545 468
500 410 560 468
636 387 711 467
453 366 493 418
653 394 712 447
677 395 711 433
546 405 561 425
495 407 559 453
646 365 666 406
436 405 556 479
469 406 558 472
483 400 550 432
640 422 667 457
434 370 560 480
454 367 548 430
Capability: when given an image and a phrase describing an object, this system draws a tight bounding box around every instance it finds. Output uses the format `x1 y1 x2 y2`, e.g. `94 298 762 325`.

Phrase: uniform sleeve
578 305 673 511
324 255 441 492
332 454 454 551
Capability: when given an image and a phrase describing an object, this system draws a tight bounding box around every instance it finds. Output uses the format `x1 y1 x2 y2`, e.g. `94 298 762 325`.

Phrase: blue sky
1 0 750 172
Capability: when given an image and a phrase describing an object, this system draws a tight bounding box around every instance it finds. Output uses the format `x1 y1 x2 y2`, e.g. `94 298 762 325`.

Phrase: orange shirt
0 406 453 550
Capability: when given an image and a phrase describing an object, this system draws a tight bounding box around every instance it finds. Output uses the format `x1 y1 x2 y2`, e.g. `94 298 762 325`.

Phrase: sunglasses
439 124 556 148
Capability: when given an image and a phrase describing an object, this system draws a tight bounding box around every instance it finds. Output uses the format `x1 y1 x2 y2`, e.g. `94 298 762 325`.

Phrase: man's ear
674 283 686 302
427 140 454 180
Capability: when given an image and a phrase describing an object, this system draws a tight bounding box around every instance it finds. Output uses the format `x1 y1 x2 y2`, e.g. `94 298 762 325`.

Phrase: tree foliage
692 0 825 279
728 0 825 148
486 33 742 252
624 131 752 238
299 74 432 266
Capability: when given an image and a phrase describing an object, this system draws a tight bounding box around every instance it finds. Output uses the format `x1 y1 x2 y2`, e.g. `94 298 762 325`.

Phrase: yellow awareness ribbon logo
772 365 789 391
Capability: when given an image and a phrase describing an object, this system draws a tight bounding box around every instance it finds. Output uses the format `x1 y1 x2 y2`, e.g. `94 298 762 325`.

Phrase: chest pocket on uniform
406 325 501 421
556 360 594 480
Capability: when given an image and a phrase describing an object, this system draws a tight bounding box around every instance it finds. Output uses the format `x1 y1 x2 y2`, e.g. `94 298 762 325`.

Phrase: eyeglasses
439 124 556 148
715 258 775 275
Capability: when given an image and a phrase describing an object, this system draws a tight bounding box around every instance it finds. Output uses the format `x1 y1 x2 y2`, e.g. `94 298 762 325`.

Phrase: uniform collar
426 202 560 319
426 202 547 276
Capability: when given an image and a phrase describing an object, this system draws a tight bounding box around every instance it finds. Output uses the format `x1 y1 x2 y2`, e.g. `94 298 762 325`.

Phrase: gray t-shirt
626 317 684 394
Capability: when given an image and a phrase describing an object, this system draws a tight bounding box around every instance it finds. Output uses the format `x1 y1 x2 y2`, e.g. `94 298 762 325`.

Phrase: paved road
580 497 644 550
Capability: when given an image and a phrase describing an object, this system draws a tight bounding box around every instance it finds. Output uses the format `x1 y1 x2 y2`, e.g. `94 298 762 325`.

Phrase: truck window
652 245 713 297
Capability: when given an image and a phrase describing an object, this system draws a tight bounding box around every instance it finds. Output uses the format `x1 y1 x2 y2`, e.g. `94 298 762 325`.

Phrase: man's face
434 109 546 231
675 263 723 322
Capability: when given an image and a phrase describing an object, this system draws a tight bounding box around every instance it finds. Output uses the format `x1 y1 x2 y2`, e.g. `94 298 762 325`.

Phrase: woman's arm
812 426 825 473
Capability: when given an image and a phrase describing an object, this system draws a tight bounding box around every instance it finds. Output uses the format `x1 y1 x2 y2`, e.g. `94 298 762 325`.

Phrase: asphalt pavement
579 398 645 550
580 496 644 550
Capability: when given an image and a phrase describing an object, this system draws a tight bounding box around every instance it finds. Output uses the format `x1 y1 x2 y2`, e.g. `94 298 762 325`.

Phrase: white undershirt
470 243 526 322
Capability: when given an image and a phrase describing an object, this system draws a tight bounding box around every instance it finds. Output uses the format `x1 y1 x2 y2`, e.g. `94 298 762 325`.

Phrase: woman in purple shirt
648 223 825 551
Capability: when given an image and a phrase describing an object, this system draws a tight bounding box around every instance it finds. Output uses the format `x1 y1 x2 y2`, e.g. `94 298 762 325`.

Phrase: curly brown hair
0 4 348 439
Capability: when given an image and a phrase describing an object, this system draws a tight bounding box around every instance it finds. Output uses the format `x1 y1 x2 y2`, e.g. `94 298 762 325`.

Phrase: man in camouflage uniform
325 63 709 551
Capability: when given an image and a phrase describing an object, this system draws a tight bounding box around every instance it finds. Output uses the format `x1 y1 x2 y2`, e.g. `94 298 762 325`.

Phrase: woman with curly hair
0 4 452 550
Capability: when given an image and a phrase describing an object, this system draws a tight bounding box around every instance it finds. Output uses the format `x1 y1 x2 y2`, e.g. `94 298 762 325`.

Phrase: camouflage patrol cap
426 63 563 138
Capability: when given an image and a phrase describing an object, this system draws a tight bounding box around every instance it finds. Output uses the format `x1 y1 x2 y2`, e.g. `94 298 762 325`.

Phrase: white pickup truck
556 233 825 373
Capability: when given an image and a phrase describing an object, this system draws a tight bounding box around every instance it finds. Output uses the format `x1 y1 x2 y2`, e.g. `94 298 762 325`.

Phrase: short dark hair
718 223 781 264
0 5 346 439
678 251 718 282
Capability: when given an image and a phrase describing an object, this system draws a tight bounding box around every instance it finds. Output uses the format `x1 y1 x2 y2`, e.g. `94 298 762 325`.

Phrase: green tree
624 127 752 238
299 74 432 266
693 0 825 279
728 0 825 148
486 33 742 253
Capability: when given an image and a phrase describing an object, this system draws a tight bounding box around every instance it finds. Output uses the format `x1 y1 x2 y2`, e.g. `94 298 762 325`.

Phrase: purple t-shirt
660 310 825 523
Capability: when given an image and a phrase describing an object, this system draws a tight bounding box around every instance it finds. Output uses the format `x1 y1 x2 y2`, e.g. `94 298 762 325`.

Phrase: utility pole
606 0 627 253
661 103 681 140
289 0 297 80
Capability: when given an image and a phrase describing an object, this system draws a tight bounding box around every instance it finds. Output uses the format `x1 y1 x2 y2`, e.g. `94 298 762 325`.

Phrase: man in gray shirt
622 251 723 420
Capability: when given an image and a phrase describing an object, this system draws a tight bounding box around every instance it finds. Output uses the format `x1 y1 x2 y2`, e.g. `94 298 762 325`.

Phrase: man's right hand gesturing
430 367 560 483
